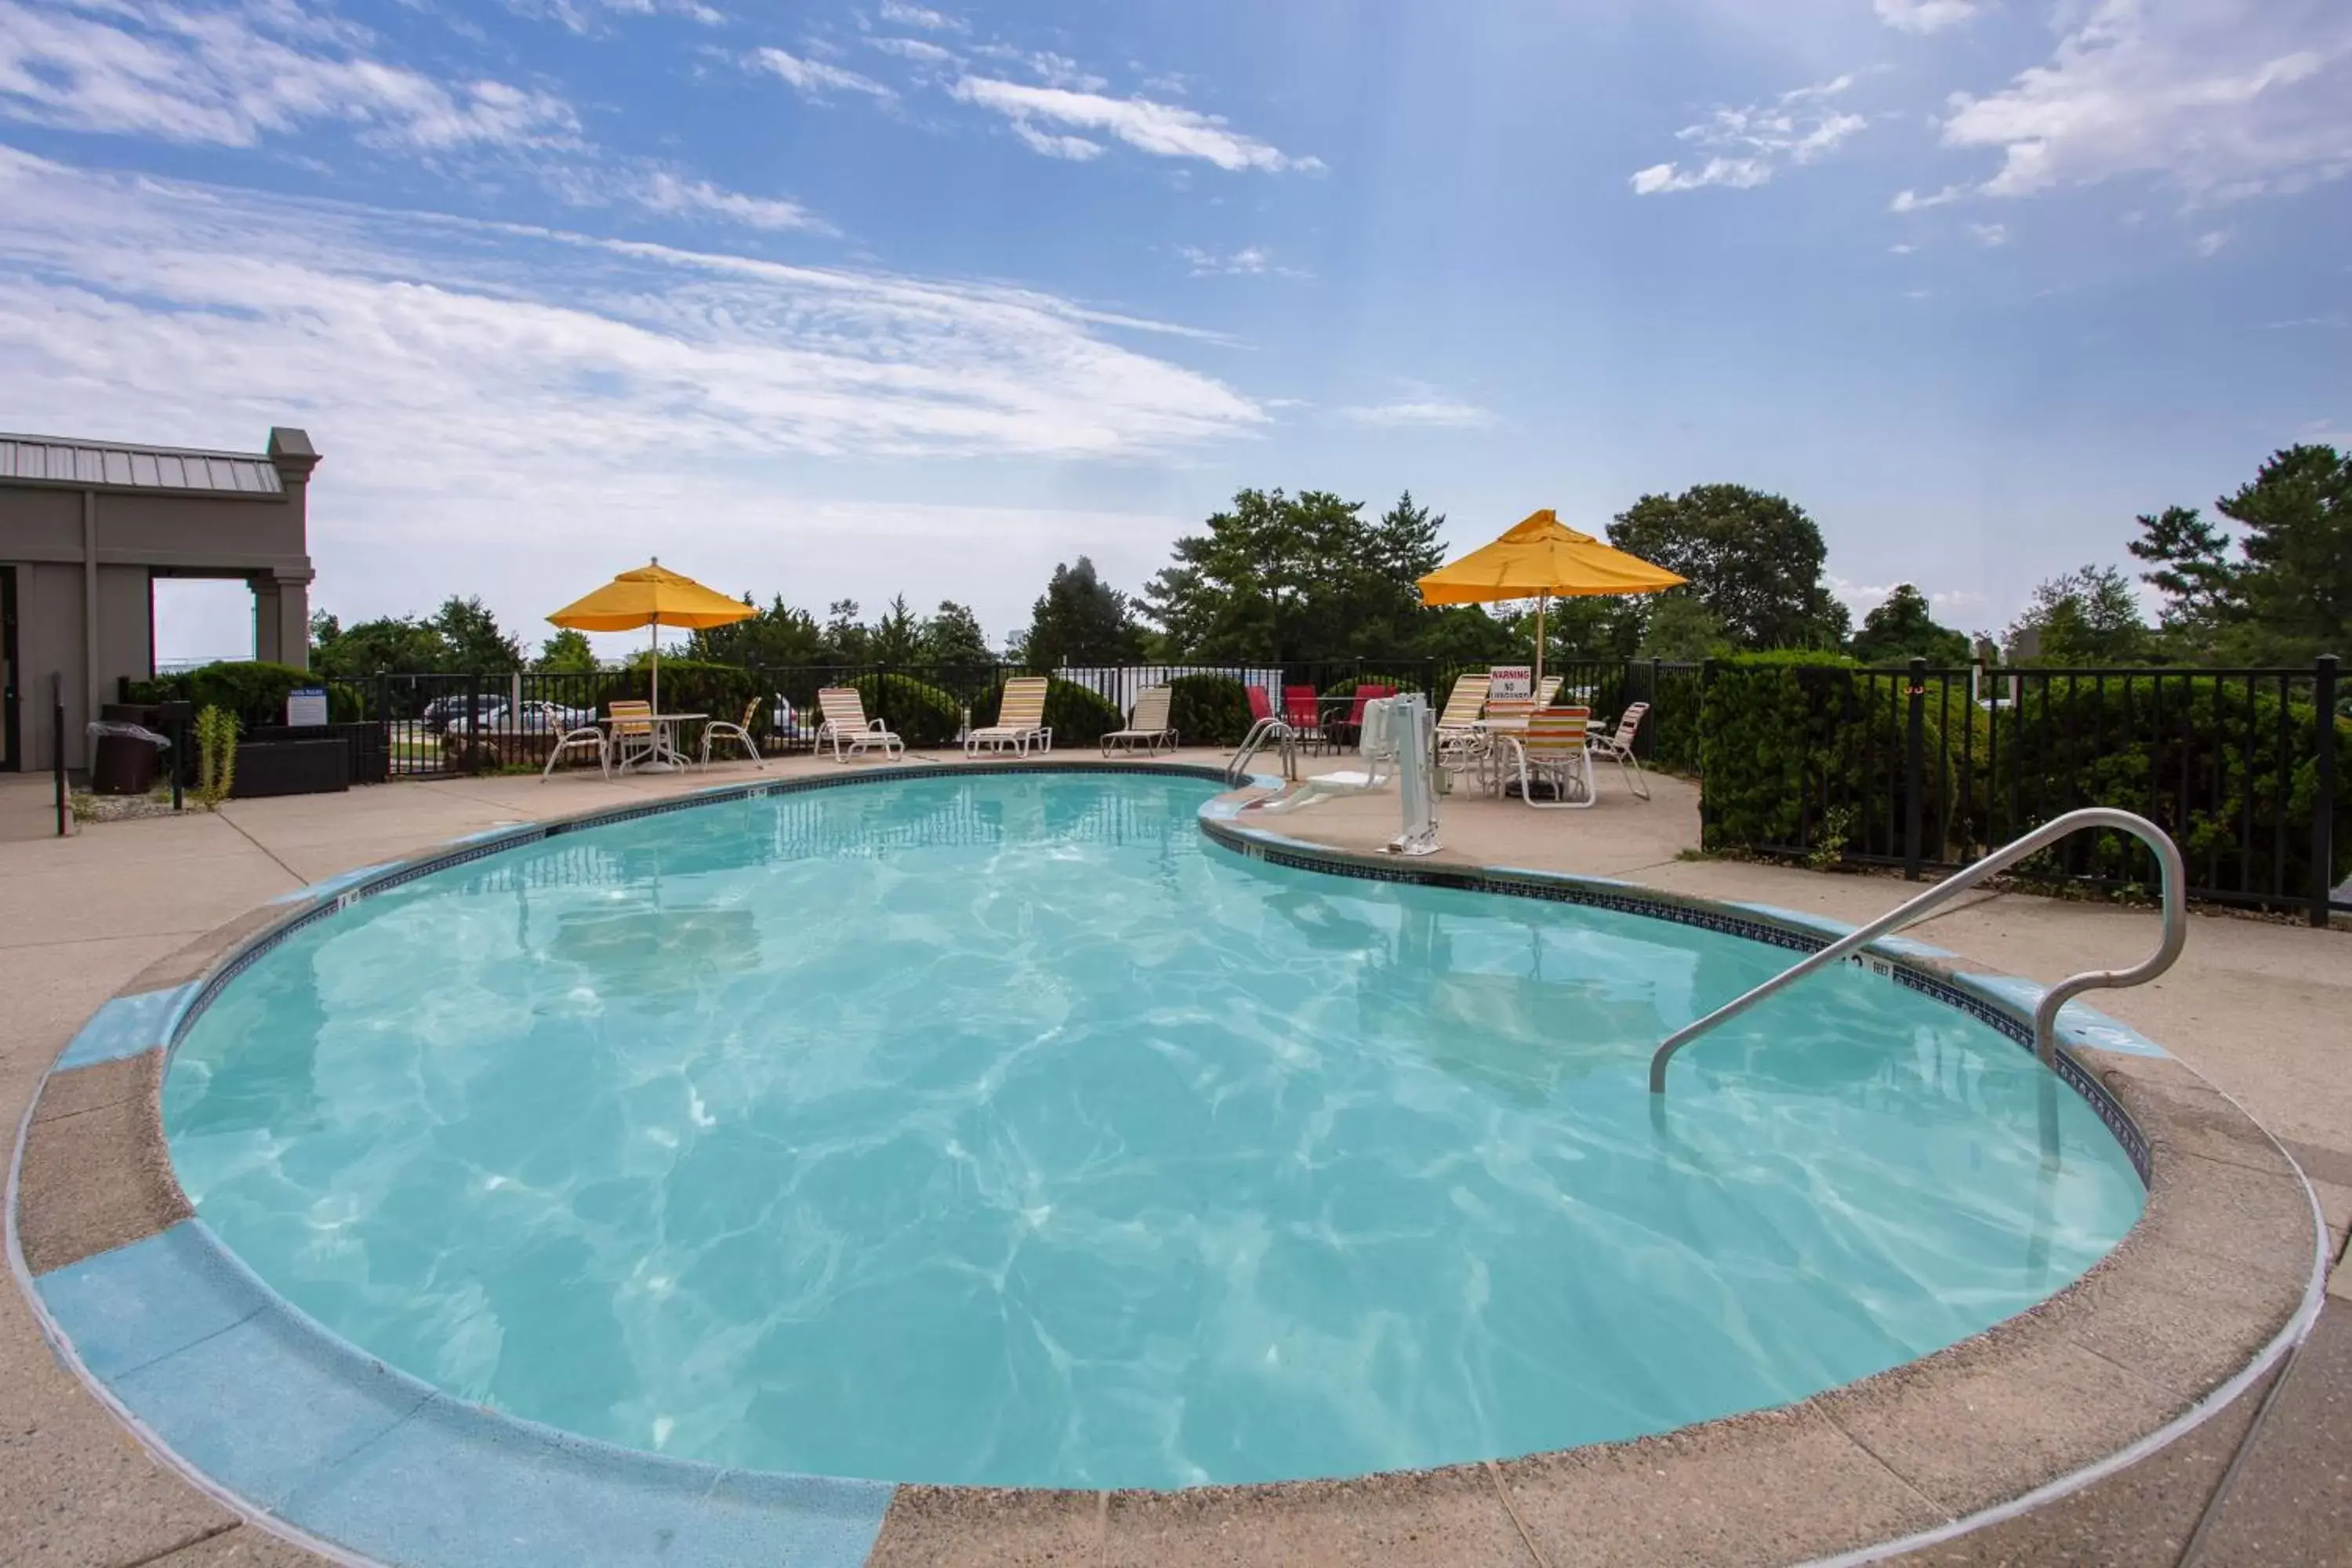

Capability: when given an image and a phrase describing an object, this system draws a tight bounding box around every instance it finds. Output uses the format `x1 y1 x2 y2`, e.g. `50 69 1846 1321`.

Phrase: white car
446 699 593 735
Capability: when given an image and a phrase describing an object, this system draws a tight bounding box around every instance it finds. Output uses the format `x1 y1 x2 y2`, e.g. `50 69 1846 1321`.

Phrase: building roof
0 433 286 498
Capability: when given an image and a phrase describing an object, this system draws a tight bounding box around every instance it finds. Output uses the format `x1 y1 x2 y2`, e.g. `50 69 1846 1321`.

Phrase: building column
252 573 284 664
252 568 312 670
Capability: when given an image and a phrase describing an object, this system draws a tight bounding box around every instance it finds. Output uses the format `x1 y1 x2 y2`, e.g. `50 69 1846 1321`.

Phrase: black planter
244 723 388 786
232 739 350 798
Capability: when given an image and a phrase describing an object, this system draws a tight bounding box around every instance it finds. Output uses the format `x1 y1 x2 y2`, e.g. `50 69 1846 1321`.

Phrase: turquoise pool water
164 772 2144 1489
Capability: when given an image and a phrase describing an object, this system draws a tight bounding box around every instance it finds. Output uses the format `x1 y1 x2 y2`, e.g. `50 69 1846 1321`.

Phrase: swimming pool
162 769 2145 1490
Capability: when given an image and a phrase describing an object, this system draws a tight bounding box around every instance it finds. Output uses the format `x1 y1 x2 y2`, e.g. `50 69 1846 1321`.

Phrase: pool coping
7 759 2329 1568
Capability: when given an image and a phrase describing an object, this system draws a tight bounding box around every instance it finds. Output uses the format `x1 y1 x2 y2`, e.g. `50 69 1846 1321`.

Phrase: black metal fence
1697 655 2345 925
344 658 1699 779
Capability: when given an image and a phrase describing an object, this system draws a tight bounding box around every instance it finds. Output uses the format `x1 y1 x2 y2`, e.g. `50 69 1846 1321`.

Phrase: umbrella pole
1534 592 1548 695
649 621 660 717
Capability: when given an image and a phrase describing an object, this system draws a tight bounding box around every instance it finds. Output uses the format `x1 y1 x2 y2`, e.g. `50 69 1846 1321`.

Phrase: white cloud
1936 0 2352 201
866 35 956 67
949 77 1319 172
2194 227 2231 256
1874 0 1980 34
877 0 962 31
1628 72 1866 194
1178 244 1308 279
1969 220 2008 245
1023 51 1107 93
630 170 829 233
1336 399 1494 430
1889 184 1962 211
1889 241 1917 253
1008 120 1102 160
0 0 579 151
748 46 895 100
0 147 1265 641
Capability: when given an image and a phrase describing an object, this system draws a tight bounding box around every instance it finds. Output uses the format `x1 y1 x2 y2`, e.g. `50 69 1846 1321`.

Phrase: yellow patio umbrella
1417 510 1686 688
547 559 754 715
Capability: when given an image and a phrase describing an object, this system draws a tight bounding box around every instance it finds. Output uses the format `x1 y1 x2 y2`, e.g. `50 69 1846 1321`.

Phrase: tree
2128 504 2238 655
685 595 829 667
823 600 869 664
535 628 600 673
1635 594 1733 662
922 601 996 670
2005 565 2151 664
310 614 448 677
430 596 523 671
867 594 924 665
1607 484 1846 649
1018 557 1145 669
2216 444 2351 664
1850 584 1970 665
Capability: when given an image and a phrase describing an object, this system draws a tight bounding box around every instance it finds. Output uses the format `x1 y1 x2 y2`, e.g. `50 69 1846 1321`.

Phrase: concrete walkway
2 757 2345 1566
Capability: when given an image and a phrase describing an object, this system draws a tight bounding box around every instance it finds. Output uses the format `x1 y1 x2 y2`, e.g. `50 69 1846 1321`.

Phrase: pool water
165 772 2144 1489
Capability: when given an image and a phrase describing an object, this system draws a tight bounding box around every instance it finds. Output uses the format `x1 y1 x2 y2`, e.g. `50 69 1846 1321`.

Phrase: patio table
601 711 706 774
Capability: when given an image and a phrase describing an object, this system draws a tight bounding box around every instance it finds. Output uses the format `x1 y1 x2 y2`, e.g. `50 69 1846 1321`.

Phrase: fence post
1904 657 1926 880
1644 658 1661 760
2314 653 2339 928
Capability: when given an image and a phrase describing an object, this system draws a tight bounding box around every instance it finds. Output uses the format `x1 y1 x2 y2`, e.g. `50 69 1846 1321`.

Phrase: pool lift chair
1248 695 1443 857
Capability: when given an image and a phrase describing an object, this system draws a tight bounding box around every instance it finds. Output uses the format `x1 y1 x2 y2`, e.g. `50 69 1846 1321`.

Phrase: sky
2 0 2347 662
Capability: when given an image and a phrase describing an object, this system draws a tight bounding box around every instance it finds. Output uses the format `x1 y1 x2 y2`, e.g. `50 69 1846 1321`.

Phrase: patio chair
1282 685 1325 753
1537 673 1564 708
539 713 611 781
1587 701 1652 799
1433 672 1493 786
700 696 764 768
1254 697 1403 815
604 699 660 773
1102 685 1177 755
966 675 1052 757
816 688 905 763
1324 684 1394 750
1503 706 1596 809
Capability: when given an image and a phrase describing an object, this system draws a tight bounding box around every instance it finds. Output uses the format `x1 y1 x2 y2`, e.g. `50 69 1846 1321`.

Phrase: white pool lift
1250 694 1442 857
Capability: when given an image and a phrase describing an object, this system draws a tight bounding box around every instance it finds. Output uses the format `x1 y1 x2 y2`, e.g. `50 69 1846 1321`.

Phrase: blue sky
2 0 2347 660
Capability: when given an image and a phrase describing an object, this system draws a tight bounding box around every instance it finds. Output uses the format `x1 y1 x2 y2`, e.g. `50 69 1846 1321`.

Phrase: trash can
89 707 170 796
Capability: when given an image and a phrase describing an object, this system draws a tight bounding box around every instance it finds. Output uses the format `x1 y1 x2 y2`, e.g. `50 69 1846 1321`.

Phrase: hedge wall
127 662 363 727
1167 674 1252 747
851 673 962 748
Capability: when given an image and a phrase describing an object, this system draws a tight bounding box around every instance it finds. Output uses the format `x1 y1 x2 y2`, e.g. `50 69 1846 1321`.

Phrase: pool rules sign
1490 665 1533 702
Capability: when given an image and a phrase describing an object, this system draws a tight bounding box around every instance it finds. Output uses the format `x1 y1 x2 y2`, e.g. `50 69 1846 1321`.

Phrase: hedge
127 662 362 727
1697 655 2352 904
972 678 1124 747
1166 674 1252 748
851 673 962 748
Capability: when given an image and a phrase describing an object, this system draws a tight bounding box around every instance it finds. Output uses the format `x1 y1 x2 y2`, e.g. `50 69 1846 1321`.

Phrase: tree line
309 442 2347 679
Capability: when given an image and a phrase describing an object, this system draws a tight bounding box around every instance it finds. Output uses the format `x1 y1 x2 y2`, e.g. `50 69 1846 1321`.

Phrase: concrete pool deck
2 755 2345 1566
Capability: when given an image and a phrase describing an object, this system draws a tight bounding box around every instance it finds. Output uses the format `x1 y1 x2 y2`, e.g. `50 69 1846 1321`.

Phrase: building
0 427 319 773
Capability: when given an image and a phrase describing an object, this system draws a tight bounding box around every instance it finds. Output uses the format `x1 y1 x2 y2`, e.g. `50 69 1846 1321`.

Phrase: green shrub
194 706 239 808
1166 674 1252 748
972 678 1124 747
129 662 361 727
851 673 961 748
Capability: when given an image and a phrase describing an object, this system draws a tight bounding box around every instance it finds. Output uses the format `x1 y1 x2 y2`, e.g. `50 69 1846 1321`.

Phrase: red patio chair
1247 684 1275 724
1329 684 1394 750
1282 684 1324 751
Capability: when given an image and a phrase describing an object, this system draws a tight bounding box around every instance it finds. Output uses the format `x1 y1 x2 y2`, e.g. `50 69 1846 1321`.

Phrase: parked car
443 699 593 736
421 692 506 734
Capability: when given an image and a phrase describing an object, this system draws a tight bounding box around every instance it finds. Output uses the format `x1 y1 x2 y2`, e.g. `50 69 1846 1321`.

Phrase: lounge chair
700 696 764 768
1102 685 1177 755
816 687 905 763
1254 697 1402 814
966 675 1052 757
1587 701 1651 799
1432 672 1492 787
1503 707 1596 809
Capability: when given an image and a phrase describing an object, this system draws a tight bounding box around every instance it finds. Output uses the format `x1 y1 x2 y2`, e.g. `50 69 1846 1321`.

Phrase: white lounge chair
1254 697 1402 815
1587 701 1651 799
816 688 905 763
1101 685 1176 755
966 676 1052 757
700 696 764 768
1503 707 1596 809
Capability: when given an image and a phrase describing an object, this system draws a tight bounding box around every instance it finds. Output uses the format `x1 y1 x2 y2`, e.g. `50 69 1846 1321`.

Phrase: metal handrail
1649 808 2187 1094
1227 716 1299 786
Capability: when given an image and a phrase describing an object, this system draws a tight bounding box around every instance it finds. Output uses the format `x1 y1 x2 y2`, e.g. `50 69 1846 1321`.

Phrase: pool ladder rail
1226 716 1302 786
1649 808 2187 1094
